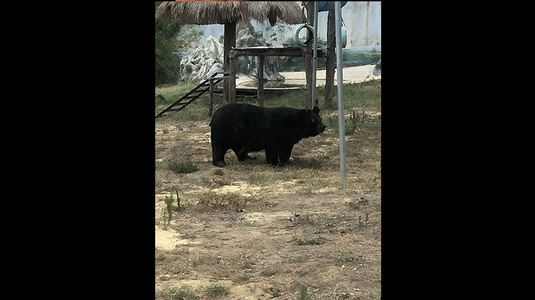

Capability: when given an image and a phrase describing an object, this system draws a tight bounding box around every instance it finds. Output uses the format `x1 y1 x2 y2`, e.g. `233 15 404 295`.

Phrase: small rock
158 275 171 281
212 169 224 176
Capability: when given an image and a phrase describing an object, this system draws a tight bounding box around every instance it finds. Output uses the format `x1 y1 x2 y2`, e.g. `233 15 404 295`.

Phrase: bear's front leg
278 144 294 166
264 148 279 166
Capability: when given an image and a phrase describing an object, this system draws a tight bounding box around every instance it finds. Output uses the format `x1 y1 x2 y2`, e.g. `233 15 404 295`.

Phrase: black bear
210 103 326 167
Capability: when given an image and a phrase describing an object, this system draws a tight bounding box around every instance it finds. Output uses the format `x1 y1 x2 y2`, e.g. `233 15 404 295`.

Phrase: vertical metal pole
311 1 318 109
335 1 346 182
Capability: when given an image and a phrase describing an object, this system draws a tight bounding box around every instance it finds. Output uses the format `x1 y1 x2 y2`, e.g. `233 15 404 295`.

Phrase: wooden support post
257 55 264 107
209 78 214 117
304 1 314 103
325 9 336 109
229 51 237 104
176 190 180 212
223 21 236 103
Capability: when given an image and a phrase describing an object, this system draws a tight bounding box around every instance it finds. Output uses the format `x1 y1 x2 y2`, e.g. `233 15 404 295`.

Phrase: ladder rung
155 80 212 118
188 89 208 95
171 102 189 106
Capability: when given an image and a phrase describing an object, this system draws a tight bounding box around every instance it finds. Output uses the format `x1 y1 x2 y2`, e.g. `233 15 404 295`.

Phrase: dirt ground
155 80 381 299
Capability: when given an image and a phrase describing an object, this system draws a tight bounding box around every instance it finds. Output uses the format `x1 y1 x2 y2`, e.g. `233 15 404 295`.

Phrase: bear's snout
318 123 326 133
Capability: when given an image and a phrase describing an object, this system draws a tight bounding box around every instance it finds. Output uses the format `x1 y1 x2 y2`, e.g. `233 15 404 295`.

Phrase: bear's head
302 106 326 137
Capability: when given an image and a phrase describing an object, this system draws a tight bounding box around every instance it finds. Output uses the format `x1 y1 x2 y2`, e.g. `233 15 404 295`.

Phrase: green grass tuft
165 158 199 174
293 234 326 245
204 284 229 298
156 287 199 300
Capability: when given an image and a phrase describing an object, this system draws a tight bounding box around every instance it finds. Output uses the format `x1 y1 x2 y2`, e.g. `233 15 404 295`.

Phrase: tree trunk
325 10 336 109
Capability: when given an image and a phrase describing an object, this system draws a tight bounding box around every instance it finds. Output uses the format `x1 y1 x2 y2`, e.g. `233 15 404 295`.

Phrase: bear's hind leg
233 147 249 161
212 144 228 167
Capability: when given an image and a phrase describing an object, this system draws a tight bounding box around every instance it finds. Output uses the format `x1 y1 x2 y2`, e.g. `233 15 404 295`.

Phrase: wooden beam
231 47 324 58
232 47 303 57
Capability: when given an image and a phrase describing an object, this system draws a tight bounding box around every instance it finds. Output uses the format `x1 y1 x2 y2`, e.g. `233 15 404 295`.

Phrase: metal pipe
335 1 346 182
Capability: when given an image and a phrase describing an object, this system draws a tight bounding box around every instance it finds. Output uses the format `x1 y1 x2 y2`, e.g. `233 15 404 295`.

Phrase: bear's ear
312 106 320 115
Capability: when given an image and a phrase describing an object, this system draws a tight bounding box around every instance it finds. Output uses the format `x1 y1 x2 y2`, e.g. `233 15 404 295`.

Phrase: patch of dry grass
155 81 381 299
155 81 381 199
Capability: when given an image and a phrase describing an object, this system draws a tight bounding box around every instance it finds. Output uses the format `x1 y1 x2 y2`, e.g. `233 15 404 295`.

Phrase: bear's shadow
221 152 322 169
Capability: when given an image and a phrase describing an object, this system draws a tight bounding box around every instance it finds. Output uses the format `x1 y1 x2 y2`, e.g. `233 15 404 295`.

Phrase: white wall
314 1 381 49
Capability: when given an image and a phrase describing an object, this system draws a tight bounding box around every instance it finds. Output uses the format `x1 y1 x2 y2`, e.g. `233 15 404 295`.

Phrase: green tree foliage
155 2 202 86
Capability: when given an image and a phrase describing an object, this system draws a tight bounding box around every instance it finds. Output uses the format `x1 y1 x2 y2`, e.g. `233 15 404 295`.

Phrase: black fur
210 103 326 167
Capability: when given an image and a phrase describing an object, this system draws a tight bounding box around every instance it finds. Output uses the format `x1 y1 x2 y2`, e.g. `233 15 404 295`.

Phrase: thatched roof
155 1 305 26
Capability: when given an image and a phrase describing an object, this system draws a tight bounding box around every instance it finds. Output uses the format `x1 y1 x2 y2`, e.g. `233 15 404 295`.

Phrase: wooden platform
231 46 324 57
228 47 324 106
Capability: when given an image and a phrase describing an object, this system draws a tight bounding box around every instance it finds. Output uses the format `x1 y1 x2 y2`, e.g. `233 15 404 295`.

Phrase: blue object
292 23 314 47
317 1 347 12
292 23 346 48
340 25 347 48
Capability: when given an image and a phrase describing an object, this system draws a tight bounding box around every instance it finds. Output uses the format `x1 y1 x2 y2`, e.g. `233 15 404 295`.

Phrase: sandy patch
155 226 198 251
240 212 273 226
210 180 262 197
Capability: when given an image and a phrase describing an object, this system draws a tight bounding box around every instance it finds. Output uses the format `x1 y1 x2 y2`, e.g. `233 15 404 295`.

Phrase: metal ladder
155 72 228 119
